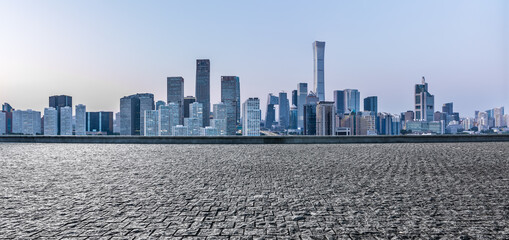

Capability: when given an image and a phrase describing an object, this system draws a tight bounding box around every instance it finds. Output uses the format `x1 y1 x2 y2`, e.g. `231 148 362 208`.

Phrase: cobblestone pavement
1 143 508 239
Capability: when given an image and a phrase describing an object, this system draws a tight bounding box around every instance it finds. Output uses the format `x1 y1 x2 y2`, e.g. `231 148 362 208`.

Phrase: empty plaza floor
0 142 508 239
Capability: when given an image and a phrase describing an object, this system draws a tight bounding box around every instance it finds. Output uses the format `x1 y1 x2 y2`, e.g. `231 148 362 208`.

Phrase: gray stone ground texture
0 143 508 239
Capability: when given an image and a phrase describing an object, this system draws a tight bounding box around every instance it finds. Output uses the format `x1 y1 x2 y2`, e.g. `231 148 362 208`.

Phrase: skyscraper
184 118 201 136
167 77 184 124
289 106 298 130
0 112 6 135
168 102 181 129
183 96 196 118
442 102 453 115
333 90 345 115
2 103 14 112
190 102 204 128
278 92 290 129
242 98 261 136
1 103 13 134
49 95 72 135
303 92 319 135
265 93 279 129
158 104 171 136
75 104 86 135
139 94 155 136
221 76 240 135
120 95 140 135
316 101 335 135
113 112 120 134
60 106 73 135
313 41 325 101
414 77 434 121
43 107 58 135
212 103 227 136
363 96 378 114
292 90 298 107
344 89 360 113
196 59 210 127
155 100 166 111
297 83 308 130
144 110 158 136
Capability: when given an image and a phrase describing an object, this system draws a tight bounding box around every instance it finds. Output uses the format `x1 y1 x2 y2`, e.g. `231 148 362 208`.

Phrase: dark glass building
184 96 196 118
333 90 345 115
221 76 241 135
196 59 210 126
265 93 279 129
86 112 113 134
363 96 378 114
303 104 317 135
292 90 298 107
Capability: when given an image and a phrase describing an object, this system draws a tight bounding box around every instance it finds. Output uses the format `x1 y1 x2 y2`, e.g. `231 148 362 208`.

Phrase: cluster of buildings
1 41 508 136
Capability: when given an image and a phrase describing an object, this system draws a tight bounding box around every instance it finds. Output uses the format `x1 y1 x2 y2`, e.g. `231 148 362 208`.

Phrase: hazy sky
0 0 508 117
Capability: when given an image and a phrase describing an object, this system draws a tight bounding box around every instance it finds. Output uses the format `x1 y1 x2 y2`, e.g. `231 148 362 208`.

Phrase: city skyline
0 1 508 117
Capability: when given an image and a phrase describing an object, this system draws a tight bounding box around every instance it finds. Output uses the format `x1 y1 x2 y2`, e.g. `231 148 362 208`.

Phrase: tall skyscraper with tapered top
313 41 325 101
196 59 210 127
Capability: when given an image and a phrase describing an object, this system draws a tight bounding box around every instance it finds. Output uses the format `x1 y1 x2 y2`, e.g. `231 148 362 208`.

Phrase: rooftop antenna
422 76 426 84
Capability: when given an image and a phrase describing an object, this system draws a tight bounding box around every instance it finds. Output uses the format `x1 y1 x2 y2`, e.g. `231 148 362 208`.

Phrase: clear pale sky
0 0 507 118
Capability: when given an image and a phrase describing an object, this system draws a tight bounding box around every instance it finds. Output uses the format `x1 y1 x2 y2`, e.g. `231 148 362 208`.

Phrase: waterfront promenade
1 142 508 239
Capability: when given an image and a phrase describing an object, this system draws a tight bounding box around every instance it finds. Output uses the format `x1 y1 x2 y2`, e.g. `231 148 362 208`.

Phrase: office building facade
49 95 72 135
414 77 434 121
43 107 58 135
242 98 261 136
316 101 335 135
364 96 378 114
278 92 290 129
313 41 325 101
196 59 210 127
167 77 184 124
75 104 86 135
221 76 240 135
297 83 308 130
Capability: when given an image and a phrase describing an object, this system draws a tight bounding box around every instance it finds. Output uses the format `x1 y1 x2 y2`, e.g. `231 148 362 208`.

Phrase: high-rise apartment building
49 95 72 135
265 93 279 129
494 107 505 127
297 83 308 130
414 77 434 121
242 98 261 136
75 104 86 135
221 76 240 135
1 103 13 134
60 106 73 135
12 109 41 135
316 101 335 135
363 96 378 114
43 107 58 135
144 110 158 136
278 92 290 129
183 96 196 118
313 41 325 101
196 59 210 127
167 77 184 124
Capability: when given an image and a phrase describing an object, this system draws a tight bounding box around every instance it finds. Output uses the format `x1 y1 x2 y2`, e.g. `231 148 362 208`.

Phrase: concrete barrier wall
1 135 509 144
